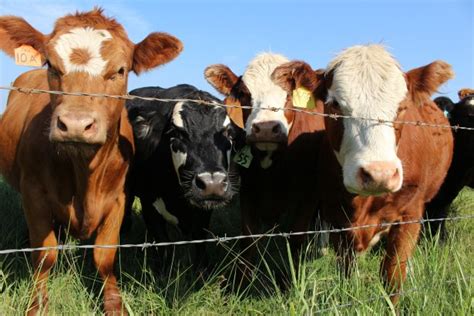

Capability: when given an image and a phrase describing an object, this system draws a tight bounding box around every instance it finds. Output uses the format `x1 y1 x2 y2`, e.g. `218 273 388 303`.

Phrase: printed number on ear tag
292 87 316 109
14 45 44 67
233 145 253 168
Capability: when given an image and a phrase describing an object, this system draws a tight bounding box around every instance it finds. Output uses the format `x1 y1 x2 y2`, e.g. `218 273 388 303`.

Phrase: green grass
0 176 473 315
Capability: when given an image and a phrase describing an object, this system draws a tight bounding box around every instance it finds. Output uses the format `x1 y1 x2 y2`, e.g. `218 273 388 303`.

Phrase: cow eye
109 67 126 81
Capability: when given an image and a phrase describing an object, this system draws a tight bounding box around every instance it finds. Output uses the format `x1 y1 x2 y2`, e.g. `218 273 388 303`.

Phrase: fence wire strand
0 215 472 255
1 85 474 131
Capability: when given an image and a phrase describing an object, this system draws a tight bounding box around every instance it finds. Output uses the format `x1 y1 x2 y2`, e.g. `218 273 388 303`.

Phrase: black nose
194 172 228 197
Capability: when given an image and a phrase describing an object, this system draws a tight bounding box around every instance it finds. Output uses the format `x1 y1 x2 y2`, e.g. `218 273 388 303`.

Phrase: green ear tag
233 145 253 168
292 87 316 109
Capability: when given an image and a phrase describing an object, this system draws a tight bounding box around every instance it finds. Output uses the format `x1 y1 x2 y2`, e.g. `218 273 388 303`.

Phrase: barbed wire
1 85 473 131
0 214 472 255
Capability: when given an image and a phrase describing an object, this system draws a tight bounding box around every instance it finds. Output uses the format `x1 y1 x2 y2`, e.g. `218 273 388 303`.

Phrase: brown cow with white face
205 53 325 283
272 45 454 302
0 8 182 315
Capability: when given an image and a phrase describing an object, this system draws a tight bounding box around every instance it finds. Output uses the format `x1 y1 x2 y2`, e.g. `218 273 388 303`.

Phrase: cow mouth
189 196 231 210
53 141 100 159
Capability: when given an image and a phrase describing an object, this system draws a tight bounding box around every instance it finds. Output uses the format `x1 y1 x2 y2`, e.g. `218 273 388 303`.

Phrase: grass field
0 176 473 315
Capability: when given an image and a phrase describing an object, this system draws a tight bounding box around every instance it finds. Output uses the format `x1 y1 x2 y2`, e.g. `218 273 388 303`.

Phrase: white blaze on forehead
54 27 112 76
242 53 290 136
172 101 185 128
327 45 407 192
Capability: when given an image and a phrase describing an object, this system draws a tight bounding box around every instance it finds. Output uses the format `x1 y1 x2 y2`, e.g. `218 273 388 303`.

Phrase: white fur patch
223 115 231 127
54 27 112 76
326 45 406 193
153 198 179 226
172 102 185 128
260 151 273 169
242 53 290 137
467 99 474 106
170 139 187 179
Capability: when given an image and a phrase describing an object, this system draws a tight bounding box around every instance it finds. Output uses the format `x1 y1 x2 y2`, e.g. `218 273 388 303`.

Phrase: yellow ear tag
292 87 315 109
233 145 253 168
14 45 44 67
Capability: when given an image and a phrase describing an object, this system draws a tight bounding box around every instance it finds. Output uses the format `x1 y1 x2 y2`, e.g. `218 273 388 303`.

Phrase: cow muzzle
356 161 402 195
194 172 229 198
247 121 287 150
50 110 106 144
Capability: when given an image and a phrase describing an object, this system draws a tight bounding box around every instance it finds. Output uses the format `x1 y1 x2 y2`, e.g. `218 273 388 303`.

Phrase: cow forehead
53 27 113 76
242 53 289 107
327 45 407 117
174 102 228 132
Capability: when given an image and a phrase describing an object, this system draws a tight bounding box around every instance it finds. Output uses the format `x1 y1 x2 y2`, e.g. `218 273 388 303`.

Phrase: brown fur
458 88 474 100
206 63 325 284
0 9 183 315
272 60 454 303
69 48 91 65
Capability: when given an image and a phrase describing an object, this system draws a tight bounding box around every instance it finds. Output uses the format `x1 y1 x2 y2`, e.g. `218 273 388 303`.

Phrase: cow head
130 89 241 210
272 45 454 196
205 53 295 161
435 90 474 165
0 8 182 154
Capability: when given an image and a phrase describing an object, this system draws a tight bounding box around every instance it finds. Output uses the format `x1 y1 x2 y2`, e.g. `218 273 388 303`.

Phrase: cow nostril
252 124 261 134
272 124 281 134
84 122 94 131
195 176 207 190
57 117 68 132
360 168 373 185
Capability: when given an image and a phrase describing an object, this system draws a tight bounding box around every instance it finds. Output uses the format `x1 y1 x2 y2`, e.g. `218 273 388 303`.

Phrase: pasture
0 176 472 314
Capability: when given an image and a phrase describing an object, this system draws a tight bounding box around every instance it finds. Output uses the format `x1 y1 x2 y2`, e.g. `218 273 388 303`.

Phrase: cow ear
458 88 474 100
204 64 239 96
434 96 455 115
406 61 454 104
132 32 183 75
0 16 46 59
271 61 320 93
226 103 244 129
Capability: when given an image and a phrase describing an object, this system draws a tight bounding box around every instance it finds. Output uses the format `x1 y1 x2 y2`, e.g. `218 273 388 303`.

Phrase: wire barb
1 85 474 131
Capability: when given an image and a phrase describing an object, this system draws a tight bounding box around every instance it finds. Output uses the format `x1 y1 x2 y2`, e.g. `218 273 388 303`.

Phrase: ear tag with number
14 45 44 67
233 145 253 168
292 87 315 109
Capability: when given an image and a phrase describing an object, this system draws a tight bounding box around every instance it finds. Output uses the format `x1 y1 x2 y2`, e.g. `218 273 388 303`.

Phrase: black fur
125 84 242 268
425 95 474 238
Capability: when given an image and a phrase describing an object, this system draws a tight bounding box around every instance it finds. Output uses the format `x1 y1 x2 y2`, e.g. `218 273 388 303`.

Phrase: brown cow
0 8 182 314
272 44 454 302
205 53 325 283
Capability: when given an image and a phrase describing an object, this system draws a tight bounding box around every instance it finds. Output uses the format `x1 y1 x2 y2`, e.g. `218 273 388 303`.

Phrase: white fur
170 138 187 179
467 99 474 106
326 45 407 193
54 27 112 76
242 53 290 137
172 102 185 128
223 115 231 127
153 198 179 226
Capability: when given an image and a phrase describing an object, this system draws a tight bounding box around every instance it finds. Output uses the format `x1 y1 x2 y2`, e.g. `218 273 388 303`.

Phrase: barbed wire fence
0 84 472 312
1 85 474 131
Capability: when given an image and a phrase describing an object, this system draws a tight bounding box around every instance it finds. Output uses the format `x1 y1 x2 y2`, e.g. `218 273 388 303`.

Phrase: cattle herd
0 8 472 315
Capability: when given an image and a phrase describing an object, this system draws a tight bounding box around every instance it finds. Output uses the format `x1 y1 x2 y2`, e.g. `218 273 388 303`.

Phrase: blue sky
0 0 472 112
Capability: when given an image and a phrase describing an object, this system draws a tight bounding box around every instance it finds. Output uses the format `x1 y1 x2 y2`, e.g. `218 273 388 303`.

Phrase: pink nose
250 121 285 142
56 113 98 142
358 162 401 193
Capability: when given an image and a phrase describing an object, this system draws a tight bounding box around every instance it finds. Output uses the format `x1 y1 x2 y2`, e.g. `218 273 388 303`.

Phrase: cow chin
188 196 230 211
254 142 280 152
53 141 101 160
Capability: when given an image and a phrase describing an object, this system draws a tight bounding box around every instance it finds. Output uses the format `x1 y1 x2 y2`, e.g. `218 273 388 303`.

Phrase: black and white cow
125 84 242 267
425 89 474 238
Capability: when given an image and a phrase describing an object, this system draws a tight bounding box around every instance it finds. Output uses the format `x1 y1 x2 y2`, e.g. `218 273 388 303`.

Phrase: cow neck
68 119 122 201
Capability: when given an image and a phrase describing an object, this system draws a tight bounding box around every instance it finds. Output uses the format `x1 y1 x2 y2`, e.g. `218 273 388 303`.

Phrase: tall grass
0 177 472 315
